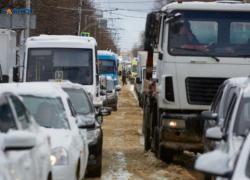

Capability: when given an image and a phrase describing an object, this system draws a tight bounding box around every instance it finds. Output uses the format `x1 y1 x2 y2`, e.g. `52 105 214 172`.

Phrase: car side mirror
2 75 9 83
98 107 111 116
205 127 223 141
115 85 121 91
195 150 232 178
93 101 103 108
4 131 36 151
118 71 122 76
100 90 106 96
13 67 19 82
136 77 141 84
201 111 218 120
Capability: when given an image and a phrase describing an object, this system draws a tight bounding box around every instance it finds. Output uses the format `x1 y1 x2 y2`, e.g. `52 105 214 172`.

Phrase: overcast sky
93 0 155 52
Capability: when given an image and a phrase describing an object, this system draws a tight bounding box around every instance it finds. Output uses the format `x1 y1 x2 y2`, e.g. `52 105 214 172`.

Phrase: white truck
0 29 17 82
136 51 158 108
19 35 102 106
143 1 250 163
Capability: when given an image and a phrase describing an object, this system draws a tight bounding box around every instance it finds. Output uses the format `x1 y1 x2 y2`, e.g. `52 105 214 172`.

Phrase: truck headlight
107 94 115 99
113 78 117 81
162 119 186 129
87 129 101 143
51 148 68 166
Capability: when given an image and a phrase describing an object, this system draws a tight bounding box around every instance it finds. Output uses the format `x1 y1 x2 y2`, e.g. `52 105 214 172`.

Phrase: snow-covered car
100 77 121 111
59 82 111 177
0 91 52 180
195 78 250 179
202 77 247 153
0 83 88 180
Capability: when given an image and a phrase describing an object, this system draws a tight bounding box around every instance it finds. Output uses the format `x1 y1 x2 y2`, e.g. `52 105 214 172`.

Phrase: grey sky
93 0 155 51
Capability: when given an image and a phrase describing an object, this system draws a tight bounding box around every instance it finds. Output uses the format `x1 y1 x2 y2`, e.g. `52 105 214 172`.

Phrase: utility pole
78 0 83 36
25 0 30 40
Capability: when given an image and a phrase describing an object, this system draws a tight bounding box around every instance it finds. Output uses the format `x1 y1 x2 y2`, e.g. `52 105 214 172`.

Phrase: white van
21 35 102 105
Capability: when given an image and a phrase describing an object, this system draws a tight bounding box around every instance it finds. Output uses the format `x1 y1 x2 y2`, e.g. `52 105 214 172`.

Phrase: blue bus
98 51 119 85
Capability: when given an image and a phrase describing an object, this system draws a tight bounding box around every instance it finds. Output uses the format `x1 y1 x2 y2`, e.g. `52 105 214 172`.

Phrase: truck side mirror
13 67 19 82
201 111 218 120
118 71 121 76
136 77 141 84
145 13 156 39
2 75 9 83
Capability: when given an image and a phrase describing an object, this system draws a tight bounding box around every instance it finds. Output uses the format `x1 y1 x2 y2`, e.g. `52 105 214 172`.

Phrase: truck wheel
158 146 174 164
153 127 160 157
144 104 151 151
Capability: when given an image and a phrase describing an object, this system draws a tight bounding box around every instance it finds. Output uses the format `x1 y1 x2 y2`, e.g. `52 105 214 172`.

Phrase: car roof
57 81 88 92
0 82 68 99
224 77 248 88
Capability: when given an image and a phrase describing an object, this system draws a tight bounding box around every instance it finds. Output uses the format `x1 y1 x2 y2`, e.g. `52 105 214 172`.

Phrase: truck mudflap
160 112 204 150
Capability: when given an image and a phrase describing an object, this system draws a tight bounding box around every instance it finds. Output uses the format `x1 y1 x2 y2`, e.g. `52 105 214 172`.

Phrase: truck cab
23 35 101 104
98 51 119 86
143 1 250 163
129 60 137 82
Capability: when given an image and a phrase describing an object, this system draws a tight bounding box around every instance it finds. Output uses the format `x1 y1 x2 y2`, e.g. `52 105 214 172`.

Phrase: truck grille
186 77 227 105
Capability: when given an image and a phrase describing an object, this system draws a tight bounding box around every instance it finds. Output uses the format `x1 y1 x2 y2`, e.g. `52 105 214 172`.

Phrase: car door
0 95 35 180
67 98 87 178
8 95 39 180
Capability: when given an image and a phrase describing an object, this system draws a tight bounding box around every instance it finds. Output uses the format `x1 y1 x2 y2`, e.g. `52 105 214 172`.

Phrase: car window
0 97 17 132
10 96 29 130
211 84 225 113
223 95 236 134
234 98 250 136
63 89 93 115
222 87 236 118
107 80 114 90
22 96 69 129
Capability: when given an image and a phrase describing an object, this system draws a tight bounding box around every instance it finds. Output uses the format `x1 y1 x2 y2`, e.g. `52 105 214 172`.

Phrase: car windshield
27 48 93 85
107 80 114 90
169 11 250 57
22 96 69 129
99 59 116 74
234 98 250 136
132 66 137 72
63 89 93 114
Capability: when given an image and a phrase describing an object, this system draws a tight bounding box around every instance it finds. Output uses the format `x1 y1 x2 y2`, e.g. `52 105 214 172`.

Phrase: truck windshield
27 48 93 85
132 66 137 72
99 59 116 74
169 11 250 57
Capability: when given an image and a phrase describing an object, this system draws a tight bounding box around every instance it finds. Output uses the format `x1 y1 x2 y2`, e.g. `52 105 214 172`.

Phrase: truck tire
158 146 174 164
144 103 151 151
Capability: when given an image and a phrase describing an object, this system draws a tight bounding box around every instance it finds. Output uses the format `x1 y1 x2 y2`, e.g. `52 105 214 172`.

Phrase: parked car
122 62 131 70
59 82 111 177
0 91 52 180
100 76 121 111
1 83 89 180
203 77 247 153
195 77 250 179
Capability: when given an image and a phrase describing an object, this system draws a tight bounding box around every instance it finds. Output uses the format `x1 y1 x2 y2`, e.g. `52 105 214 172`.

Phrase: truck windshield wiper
174 47 220 62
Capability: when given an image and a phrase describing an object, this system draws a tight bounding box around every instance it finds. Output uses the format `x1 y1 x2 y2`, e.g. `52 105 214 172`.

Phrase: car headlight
51 147 68 166
162 119 186 129
87 129 101 143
